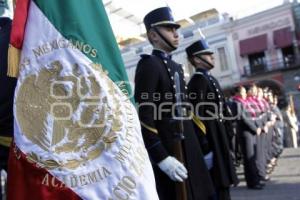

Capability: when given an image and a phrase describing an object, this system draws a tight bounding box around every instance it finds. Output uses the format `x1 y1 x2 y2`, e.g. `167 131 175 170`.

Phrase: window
217 47 229 71
248 52 266 74
282 46 295 67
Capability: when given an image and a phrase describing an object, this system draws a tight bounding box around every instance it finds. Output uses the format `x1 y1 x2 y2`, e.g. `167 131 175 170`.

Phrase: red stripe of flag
10 0 31 49
7 143 81 200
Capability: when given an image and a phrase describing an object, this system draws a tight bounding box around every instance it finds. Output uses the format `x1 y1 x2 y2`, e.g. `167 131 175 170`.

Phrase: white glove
158 156 188 182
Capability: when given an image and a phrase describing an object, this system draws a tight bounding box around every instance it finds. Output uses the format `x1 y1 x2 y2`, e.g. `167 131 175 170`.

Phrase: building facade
121 9 240 89
121 1 300 116
226 1 300 116
227 2 297 77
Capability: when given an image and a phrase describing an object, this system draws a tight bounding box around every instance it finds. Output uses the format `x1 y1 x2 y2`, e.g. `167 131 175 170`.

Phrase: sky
104 0 293 38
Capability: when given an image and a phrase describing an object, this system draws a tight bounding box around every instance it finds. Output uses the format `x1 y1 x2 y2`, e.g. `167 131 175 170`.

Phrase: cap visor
152 21 181 29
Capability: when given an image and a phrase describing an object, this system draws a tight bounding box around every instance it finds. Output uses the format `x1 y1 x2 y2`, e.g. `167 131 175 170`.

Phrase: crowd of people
227 85 299 190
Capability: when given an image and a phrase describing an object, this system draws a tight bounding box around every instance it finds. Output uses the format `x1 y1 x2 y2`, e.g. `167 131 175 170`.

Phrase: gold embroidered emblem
16 61 124 170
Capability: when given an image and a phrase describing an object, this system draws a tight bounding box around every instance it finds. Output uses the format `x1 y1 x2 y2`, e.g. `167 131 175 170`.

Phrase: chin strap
153 26 177 51
196 55 214 69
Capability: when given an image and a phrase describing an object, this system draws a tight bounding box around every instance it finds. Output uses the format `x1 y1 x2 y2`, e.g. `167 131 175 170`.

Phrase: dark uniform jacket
231 100 259 135
187 68 238 190
232 98 261 186
0 17 17 170
270 105 284 157
134 50 215 200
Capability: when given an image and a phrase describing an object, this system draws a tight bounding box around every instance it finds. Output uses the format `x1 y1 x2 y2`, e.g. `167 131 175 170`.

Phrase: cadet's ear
187 56 198 67
193 56 202 64
147 29 159 44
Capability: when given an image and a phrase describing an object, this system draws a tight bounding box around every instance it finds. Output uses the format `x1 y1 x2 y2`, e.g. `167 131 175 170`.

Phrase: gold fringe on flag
7 44 21 77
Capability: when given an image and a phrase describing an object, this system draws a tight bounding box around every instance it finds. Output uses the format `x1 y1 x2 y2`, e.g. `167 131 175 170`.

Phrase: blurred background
103 0 300 122
1 1 300 199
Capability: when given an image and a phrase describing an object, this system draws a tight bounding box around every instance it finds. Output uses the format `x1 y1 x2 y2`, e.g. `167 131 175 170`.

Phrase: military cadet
247 86 272 182
232 86 264 190
186 39 239 199
134 7 215 200
0 17 17 200
255 87 271 182
270 95 284 159
262 89 281 175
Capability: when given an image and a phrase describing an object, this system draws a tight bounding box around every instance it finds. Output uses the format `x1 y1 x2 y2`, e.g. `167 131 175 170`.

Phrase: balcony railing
243 56 300 77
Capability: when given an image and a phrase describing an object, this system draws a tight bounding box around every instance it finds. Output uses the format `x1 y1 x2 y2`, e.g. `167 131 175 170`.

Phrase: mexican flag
7 0 158 199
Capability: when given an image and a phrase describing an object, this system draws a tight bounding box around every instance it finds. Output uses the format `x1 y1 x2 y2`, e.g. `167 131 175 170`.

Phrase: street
232 148 300 200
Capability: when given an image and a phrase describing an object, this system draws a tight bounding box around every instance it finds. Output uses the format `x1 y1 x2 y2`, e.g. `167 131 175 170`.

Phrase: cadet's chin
206 65 214 70
172 43 179 49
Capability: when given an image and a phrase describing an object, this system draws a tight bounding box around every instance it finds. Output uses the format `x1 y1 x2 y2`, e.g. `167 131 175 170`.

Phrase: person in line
282 100 299 148
134 7 215 200
186 39 238 199
0 17 17 200
233 86 264 190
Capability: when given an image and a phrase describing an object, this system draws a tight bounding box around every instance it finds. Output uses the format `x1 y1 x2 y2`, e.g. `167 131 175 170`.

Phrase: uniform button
216 89 219 92
185 95 188 98
171 76 174 80
173 85 176 88
185 86 188 89
218 95 221 98
164 60 167 64
168 68 171 72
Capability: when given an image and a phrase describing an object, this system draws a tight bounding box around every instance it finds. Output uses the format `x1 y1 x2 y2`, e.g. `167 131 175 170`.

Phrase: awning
239 34 268 56
273 27 293 48
235 73 284 86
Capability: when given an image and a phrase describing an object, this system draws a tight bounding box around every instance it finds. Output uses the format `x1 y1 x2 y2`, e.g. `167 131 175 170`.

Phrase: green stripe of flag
33 0 133 100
